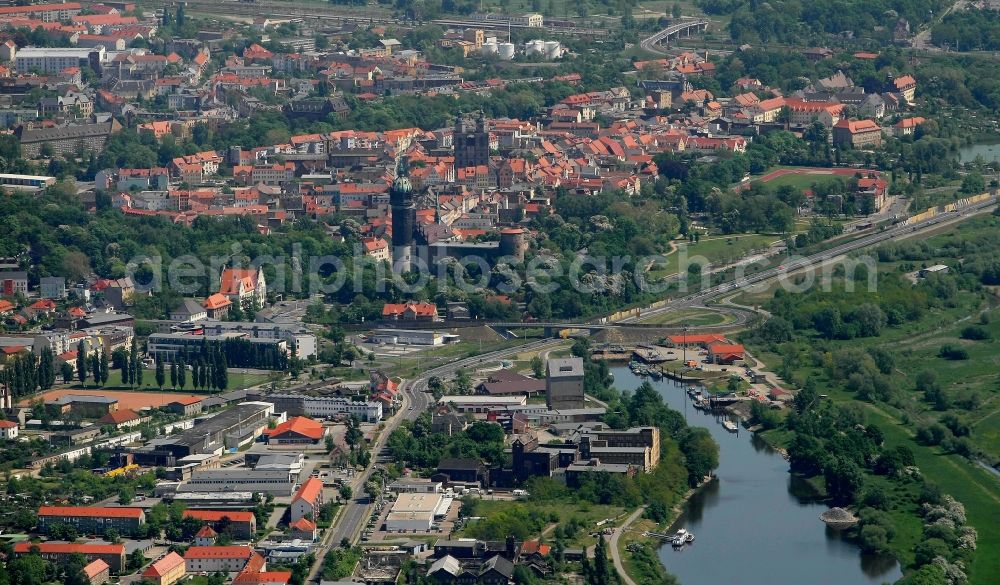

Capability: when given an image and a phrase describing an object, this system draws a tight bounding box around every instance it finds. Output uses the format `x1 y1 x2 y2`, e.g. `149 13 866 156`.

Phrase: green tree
75 341 87 386
155 359 165 389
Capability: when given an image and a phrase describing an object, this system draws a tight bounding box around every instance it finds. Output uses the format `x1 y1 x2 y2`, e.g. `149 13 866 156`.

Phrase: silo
544 41 561 60
498 42 516 60
481 41 499 55
526 39 544 56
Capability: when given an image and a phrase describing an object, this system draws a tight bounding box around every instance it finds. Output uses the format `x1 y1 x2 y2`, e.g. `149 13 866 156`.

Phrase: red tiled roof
289 517 316 531
202 293 232 310
14 542 124 555
667 334 726 344
142 552 185 578
184 510 255 523
292 478 322 505
169 396 203 406
97 409 141 425
265 416 324 441
38 506 143 519
183 546 255 560
83 560 110 579
196 524 218 538
708 343 745 355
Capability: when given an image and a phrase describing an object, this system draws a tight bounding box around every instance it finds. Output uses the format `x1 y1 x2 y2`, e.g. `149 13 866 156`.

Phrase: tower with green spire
389 159 415 273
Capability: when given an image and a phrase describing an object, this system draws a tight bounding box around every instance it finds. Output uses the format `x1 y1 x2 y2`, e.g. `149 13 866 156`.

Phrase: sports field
21 389 204 411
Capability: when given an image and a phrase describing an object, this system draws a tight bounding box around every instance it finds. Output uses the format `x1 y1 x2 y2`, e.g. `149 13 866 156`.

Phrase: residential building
263 416 326 445
37 506 146 536
40 276 66 299
0 271 27 296
171 299 207 323
0 420 18 439
183 510 257 540
14 47 103 74
202 293 232 320
141 552 186 585
13 542 126 573
381 301 440 321
288 517 317 541
183 546 256 574
545 358 584 410
96 408 148 429
832 119 883 148
290 477 323 523
82 559 110 585
890 74 916 102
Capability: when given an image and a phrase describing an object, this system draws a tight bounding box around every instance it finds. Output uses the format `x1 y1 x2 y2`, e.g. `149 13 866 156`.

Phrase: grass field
648 233 782 279
637 307 733 326
459 499 626 549
757 172 849 191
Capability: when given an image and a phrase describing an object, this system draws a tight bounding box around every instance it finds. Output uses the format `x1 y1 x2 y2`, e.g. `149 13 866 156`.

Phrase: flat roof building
545 358 585 410
386 492 451 532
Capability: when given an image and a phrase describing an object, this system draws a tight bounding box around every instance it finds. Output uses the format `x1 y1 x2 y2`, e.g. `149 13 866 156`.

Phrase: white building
0 420 18 440
385 492 451 532
436 395 527 415
15 47 105 74
178 469 296 497
370 329 459 346
198 320 317 359
183 546 255 574
290 478 323 523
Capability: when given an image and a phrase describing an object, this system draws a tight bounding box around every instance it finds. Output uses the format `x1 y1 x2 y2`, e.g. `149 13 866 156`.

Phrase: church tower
389 162 416 274
454 111 490 170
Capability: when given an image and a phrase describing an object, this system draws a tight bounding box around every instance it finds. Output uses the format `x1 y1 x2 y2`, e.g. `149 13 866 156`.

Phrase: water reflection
610 367 902 585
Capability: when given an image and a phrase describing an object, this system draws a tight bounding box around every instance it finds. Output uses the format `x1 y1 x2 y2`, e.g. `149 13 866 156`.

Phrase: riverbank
610 365 902 585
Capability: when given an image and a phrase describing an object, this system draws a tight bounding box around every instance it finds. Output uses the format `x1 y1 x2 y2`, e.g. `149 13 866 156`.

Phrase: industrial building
436 395 526 415
145 402 273 457
545 358 585 410
177 468 296 497
370 328 459 346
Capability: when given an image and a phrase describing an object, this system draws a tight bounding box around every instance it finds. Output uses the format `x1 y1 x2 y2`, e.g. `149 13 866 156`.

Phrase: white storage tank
498 42 516 60
526 39 544 56
544 41 561 59
481 41 499 55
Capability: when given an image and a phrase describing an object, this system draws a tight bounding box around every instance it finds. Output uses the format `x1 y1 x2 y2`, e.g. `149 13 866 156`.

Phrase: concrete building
247 390 382 422
179 468 296 497
370 329 458 346
147 331 287 364
0 420 18 440
437 395 526 415
0 270 28 296
579 426 661 472
17 119 121 158
386 492 450 532
150 402 272 457
37 506 145 536
40 276 66 299
15 47 104 74
545 358 585 410
141 552 186 585
290 477 323 523
170 299 207 323
196 320 317 359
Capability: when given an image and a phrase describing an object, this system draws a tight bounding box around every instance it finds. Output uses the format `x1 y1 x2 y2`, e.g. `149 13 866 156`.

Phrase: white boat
671 528 694 548
723 420 738 432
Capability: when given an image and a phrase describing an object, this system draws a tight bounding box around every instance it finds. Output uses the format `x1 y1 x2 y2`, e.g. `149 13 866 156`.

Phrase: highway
639 19 710 55
309 195 996 581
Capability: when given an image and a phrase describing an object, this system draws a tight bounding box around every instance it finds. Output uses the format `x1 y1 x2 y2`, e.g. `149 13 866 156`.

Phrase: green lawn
459 499 625 549
757 172 848 191
648 233 782 279
637 307 733 326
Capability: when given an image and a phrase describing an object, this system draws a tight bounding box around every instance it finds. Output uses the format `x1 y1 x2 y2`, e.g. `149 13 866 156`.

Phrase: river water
958 141 1000 163
609 366 903 585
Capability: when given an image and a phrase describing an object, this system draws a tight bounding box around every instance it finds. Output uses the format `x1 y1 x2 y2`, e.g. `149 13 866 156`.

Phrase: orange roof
834 118 880 133
97 409 141 425
83 560 110 579
521 540 551 556
0 300 14 313
265 416 324 441
292 478 323 505
183 546 255 560
196 524 218 538
289 517 316 531
14 542 124 555
202 293 232 310
38 506 143 519
382 301 437 318
169 396 203 406
893 75 916 89
184 509 256 523
219 268 259 296
0 3 82 15
708 343 745 355
29 299 56 310
142 552 185 578
0 420 16 428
